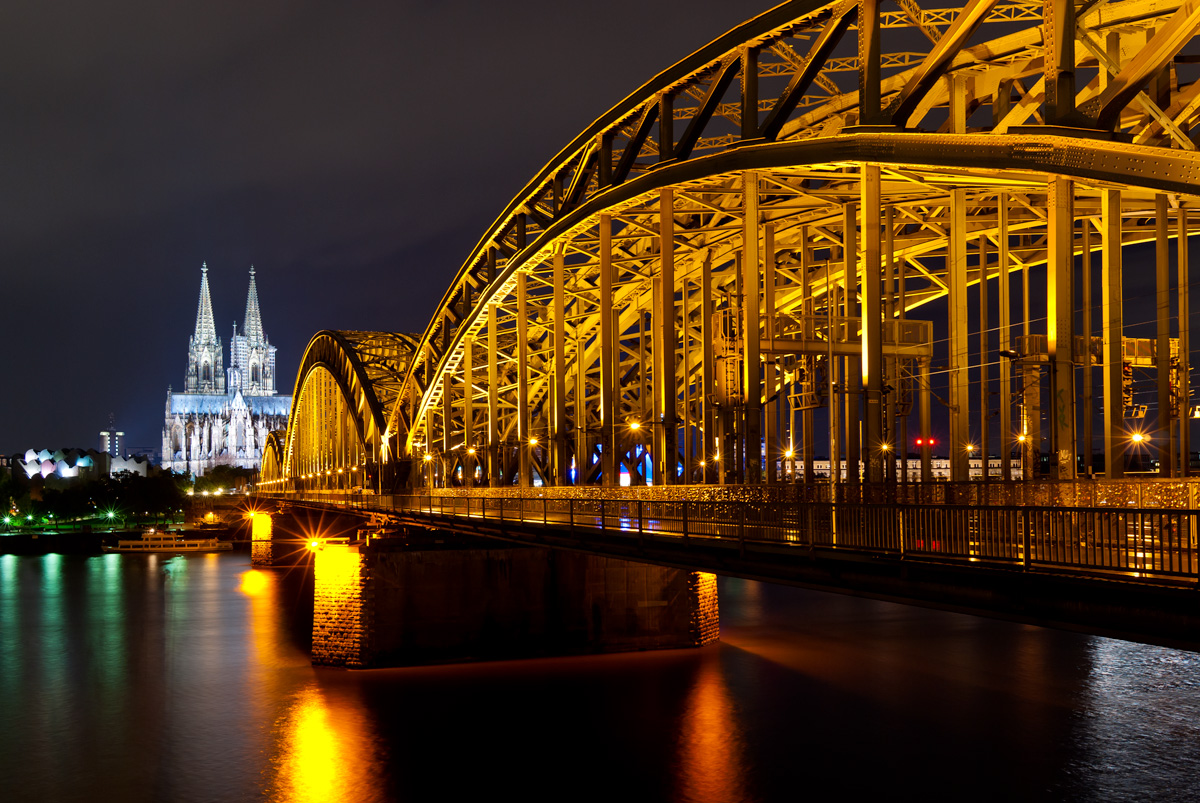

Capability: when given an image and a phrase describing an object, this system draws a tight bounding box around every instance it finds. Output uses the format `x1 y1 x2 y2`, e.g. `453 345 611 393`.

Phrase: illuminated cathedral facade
162 265 291 476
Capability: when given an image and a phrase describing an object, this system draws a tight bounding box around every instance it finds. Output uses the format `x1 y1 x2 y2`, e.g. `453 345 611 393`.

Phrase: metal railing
263 489 1200 585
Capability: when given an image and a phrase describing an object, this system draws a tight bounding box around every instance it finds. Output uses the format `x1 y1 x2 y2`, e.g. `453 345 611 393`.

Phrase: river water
2 550 1198 802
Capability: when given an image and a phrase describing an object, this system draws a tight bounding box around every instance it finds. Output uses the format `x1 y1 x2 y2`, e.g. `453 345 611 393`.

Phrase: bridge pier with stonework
258 1 1200 658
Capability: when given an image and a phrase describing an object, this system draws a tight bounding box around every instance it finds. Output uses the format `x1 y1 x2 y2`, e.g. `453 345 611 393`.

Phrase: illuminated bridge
259 0 1200 647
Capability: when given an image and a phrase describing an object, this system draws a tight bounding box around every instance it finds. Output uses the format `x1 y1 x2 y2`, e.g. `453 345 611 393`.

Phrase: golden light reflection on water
240 569 269 596
238 564 384 802
272 683 383 803
678 651 745 802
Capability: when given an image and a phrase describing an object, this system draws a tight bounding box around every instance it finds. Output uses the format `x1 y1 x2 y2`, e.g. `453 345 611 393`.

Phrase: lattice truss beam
375 0 1200 487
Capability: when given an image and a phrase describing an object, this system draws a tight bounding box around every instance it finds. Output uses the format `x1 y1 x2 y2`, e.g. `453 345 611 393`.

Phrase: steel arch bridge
260 330 419 490
283 0 1200 494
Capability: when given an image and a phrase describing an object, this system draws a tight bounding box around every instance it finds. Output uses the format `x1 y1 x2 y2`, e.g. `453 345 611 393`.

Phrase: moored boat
104 528 232 553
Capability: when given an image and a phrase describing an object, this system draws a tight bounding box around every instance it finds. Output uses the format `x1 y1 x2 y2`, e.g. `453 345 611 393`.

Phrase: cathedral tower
185 264 226 394
164 263 290 476
229 267 277 395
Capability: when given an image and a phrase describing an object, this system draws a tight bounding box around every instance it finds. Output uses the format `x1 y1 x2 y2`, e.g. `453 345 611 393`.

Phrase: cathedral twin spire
193 263 218 347
243 266 265 345
186 264 277 396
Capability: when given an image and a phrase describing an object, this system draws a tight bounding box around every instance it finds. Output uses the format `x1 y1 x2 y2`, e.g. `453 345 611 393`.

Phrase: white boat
104 529 232 554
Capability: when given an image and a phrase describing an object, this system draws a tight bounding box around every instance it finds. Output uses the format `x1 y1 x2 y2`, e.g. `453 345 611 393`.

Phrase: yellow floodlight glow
467 447 476 455
1017 433 1027 443
1131 432 1147 444
628 420 641 431
423 454 433 462
529 437 538 446
307 540 321 552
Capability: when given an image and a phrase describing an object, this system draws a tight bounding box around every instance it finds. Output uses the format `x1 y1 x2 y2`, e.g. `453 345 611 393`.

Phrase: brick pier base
311 541 718 668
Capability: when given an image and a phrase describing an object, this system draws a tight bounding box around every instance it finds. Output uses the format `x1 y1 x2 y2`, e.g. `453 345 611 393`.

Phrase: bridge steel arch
260 430 286 485
274 330 419 492
387 0 1200 490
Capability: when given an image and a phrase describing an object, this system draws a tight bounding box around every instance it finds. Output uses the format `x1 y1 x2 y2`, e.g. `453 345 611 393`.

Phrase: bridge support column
1180 209 1191 476
599 215 616 486
949 189 970 482
1102 189 1125 478
517 272 532 487
765 222 777 483
656 189 677 485
999 196 1013 481
701 250 715 482
1023 364 1042 478
488 304 501 487
464 337 475 487
553 248 570 486
575 330 589 484
742 172 762 483
843 202 860 486
1048 177 1077 479
919 357 932 483
1158 194 1174 477
861 164 884 483
980 234 990 481
310 539 719 668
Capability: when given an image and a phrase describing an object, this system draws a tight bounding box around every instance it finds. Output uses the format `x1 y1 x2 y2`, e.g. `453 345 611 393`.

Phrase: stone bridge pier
247 511 718 667
310 534 718 668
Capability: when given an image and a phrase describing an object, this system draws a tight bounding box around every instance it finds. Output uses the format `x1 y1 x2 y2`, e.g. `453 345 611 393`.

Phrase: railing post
739 502 746 558
1022 510 1031 570
569 498 575 533
543 497 548 526
682 501 689 540
638 499 644 549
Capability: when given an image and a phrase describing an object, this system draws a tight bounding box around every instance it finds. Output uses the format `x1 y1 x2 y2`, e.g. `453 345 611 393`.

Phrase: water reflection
677 649 746 803
271 682 384 803
4 551 1200 801
238 564 385 802
1070 638 1200 802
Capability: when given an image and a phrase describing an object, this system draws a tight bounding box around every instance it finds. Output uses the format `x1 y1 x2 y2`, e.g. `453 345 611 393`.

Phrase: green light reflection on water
0 555 17 679
86 554 127 690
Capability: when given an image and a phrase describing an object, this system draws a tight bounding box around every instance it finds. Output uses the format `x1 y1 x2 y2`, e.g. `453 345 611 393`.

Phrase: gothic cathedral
162 265 291 476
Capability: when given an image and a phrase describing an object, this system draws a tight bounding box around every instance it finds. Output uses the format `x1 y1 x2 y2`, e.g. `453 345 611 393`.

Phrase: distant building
8 448 151 492
161 265 291 476
99 424 124 458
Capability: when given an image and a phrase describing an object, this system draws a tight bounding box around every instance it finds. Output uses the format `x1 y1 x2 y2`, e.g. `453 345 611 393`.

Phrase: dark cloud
0 0 777 454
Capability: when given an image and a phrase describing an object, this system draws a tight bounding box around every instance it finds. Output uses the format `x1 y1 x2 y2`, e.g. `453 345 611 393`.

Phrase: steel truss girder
398 133 1200 484
351 0 1200 486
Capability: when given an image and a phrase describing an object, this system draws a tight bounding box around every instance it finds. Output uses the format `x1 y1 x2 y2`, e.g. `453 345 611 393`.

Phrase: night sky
0 0 781 455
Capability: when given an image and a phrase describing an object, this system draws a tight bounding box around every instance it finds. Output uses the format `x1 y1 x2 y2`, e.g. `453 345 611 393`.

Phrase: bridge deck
263 489 1200 649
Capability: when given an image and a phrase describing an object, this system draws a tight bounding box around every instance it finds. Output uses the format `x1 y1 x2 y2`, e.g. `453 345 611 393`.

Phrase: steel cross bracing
275 0 1200 494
